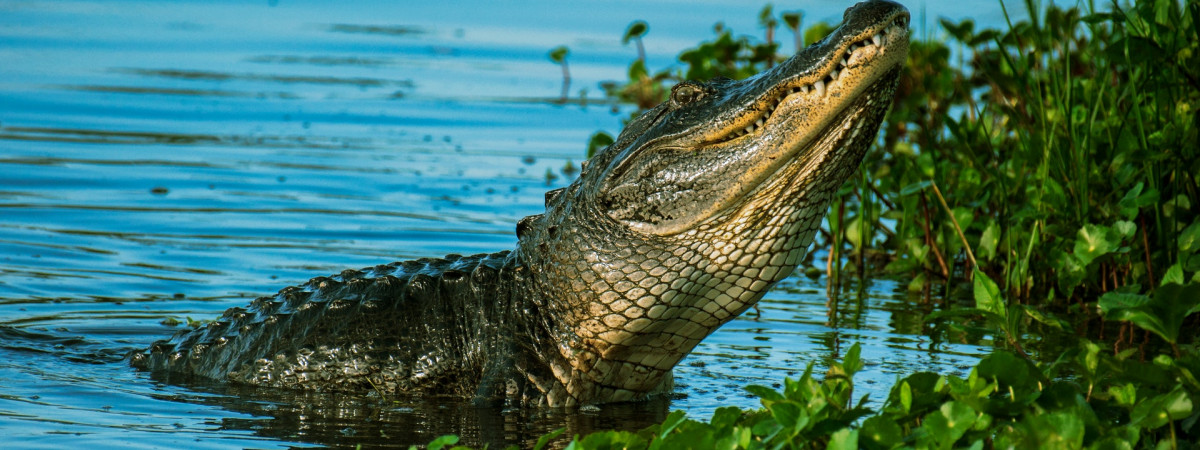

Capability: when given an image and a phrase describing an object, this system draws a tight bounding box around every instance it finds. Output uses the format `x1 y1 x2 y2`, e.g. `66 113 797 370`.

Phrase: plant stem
931 181 977 269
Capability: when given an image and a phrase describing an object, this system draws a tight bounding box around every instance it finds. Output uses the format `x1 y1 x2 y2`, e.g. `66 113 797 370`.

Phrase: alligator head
516 0 910 406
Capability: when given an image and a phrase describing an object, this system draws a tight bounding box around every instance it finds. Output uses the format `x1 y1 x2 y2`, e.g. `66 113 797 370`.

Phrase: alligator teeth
719 14 908 144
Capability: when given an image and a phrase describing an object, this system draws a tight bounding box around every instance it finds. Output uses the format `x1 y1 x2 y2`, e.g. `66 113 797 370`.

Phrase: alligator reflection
153 374 669 448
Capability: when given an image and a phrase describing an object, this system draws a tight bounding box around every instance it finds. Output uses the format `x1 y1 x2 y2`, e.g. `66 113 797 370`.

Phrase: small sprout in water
562 159 578 178
782 11 804 50
548 45 571 103
150 186 169 195
622 20 649 64
544 167 559 184
759 5 777 43
161 317 182 327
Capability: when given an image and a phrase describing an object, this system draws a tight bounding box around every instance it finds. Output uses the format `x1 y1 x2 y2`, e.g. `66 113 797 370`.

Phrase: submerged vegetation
427 0 1200 448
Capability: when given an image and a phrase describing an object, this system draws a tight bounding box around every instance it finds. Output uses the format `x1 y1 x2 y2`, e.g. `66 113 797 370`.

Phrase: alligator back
133 251 514 398
133 0 910 407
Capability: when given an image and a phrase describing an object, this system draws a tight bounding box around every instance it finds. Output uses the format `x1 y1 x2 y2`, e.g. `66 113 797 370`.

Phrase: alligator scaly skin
133 0 911 407
135 252 554 400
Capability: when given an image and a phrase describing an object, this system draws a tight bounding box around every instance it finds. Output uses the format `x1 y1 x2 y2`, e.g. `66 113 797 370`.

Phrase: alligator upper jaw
705 4 910 148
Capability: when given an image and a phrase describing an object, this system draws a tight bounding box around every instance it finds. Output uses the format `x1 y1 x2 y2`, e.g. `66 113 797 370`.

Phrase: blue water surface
0 1 1007 447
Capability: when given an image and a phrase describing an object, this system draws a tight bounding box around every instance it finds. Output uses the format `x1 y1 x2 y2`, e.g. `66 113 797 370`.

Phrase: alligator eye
670 82 706 107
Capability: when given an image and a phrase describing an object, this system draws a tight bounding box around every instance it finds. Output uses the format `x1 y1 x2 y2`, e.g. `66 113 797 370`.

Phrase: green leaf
828 428 859 450
916 152 935 178
1161 282 1200 318
952 207 976 238
1099 291 1171 343
627 59 649 80
548 46 569 64
746 384 784 402
978 219 1000 262
977 351 1035 390
1179 221 1200 254
1082 12 1114 24
1020 305 1071 331
757 4 775 27
577 430 644 449
940 18 975 41
1154 0 1174 26
1114 220 1137 239
1074 224 1119 267
770 402 805 431
532 428 566 450
845 215 865 249
1118 182 1160 219
1108 383 1137 407
843 342 863 376
973 269 1006 320
657 410 687 439
782 11 802 31
861 415 903 448
622 20 648 44
428 435 459 450
1100 283 1200 345
1132 387 1193 429
1026 411 1085 447
899 180 932 196
1162 263 1184 286
710 406 743 430
899 381 913 414
1053 249 1087 295
923 401 977 445
1080 340 1102 377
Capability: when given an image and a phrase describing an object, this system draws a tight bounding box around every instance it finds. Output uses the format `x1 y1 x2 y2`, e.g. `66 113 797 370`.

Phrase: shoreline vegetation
435 0 1200 447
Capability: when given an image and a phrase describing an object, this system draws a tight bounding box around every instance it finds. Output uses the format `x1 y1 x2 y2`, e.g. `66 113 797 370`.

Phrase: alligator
131 0 910 408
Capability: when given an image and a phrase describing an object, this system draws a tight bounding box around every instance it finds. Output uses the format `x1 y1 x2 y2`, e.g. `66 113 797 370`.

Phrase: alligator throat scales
132 0 911 408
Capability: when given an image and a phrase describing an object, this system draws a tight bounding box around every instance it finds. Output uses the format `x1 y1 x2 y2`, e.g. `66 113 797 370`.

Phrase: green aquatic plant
623 20 649 65
548 45 571 103
427 330 1200 449
465 1 1200 448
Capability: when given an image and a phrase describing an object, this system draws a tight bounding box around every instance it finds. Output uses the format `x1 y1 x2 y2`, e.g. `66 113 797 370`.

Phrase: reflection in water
163 378 668 448
0 0 992 447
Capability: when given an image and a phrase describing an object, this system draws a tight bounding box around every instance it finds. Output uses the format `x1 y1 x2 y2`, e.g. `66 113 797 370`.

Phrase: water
0 1 1002 447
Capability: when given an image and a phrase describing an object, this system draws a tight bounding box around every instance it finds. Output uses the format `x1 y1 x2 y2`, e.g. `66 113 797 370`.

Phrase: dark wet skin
132 0 910 408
